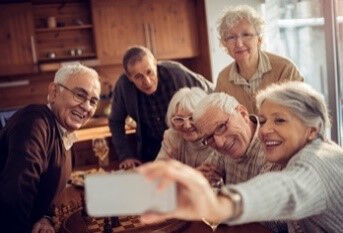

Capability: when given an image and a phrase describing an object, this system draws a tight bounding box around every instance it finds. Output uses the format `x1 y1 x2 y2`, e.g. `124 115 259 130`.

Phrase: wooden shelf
38 53 96 62
39 58 100 72
35 24 93 32
75 126 135 142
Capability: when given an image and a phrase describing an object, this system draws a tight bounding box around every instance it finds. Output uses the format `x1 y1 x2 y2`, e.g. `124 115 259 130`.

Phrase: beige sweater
215 52 303 114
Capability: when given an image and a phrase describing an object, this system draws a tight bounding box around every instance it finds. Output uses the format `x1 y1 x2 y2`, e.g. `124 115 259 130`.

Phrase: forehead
260 100 293 116
174 105 192 116
227 19 255 34
64 74 101 98
127 55 155 76
195 107 229 133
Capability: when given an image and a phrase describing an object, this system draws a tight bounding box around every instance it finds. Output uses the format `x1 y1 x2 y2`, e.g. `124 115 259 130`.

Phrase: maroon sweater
0 105 72 233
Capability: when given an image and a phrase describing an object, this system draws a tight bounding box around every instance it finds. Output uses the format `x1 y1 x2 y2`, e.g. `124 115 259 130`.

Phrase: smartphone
84 172 176 217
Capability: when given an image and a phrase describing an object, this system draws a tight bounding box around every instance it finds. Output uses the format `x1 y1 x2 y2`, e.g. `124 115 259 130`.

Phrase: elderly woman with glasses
138 81 343 232
215 5 303 114
155 87 222 182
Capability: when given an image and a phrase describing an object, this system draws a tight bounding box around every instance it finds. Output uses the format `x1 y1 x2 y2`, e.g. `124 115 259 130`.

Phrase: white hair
256 81 331 140
54 63 99 84
166 87 207 128
217 5 264 45
193 92 240 121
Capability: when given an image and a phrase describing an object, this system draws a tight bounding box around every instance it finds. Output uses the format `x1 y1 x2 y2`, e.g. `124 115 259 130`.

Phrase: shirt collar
47 104 77 150
229 50 272 84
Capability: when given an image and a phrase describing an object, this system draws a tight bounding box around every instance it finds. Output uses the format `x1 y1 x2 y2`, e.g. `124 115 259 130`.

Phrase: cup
47 16 57 28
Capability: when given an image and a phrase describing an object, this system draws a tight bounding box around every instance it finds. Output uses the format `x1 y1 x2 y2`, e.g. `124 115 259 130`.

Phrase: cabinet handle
30 35 37 64
144 23 152 51
148 23 157 55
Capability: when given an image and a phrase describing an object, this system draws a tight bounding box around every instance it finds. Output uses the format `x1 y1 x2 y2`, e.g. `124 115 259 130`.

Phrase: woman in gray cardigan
138 81 343 233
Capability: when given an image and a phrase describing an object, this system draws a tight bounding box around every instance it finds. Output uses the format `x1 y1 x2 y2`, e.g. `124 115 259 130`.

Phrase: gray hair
217 5 264 45
122 45 155 74
193 92 240 121
166 87 207 128
256 81 331 140
54 63 99 84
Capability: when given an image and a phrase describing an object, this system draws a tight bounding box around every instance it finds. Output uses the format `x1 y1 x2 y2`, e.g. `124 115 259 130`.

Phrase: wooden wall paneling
0 72 53 109
91 0 147 65
181 0 212 81
146 0 199 59
0 3 37 76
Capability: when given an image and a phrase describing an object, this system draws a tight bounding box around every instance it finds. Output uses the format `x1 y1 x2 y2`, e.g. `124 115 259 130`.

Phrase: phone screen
85 172 176 217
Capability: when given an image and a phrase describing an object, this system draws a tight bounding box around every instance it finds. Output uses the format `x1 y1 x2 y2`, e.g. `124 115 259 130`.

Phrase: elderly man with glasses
194 92 281 185
0 64 101 233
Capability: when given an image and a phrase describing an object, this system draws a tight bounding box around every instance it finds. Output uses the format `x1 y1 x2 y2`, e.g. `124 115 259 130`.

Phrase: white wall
204 0 262 84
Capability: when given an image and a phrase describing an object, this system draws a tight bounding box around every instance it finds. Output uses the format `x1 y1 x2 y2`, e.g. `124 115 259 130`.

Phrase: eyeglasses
224 32 258 43
171 115 193 128
57 83 99 107
201 117 230 146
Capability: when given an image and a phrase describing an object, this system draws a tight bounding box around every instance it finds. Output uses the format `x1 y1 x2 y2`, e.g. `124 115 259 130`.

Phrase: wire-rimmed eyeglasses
57 83 99 108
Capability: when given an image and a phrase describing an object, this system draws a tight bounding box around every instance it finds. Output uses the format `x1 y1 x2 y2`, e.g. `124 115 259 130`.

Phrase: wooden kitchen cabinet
91 0 199 65
0 3 38 76
32 2 96 64
91 0 147 65
145 0 199 59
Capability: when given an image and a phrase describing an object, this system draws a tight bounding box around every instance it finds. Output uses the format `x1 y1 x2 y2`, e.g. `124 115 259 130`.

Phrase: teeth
71 111 84 119
265 141 281 146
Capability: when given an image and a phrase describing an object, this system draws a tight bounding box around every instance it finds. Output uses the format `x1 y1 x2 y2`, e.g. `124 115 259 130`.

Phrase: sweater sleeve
108 77 136 161
155 129 181 161
0 115 51 231
227 158 327 225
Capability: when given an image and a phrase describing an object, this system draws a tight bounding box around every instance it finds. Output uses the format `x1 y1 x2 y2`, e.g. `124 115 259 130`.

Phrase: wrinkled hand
197 163 222 184
31 217 55 233
137 160 232 224
119 158 142 170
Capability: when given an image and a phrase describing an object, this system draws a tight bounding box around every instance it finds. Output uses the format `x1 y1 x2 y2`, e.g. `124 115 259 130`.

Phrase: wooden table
54 185 271 233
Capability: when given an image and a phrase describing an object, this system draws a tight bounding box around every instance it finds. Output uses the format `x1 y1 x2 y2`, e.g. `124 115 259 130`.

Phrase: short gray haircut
122 45 155 74
217 5 264 45
256 81 331 140
166 87 207 128
54 63 99 84
193 92 240 121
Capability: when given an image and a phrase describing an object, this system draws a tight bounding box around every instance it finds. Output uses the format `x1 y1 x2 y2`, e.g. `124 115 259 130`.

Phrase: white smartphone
84 172 177 217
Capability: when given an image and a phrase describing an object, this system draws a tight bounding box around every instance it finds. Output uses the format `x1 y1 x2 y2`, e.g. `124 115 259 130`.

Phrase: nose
235 36 244 46
80 99 93 112
183 120 193 130
143 75 152 86
259 122 274 137
213 135 226 149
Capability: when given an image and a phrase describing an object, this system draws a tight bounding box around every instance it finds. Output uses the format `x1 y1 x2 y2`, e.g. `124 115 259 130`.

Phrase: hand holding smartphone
85 172 176 217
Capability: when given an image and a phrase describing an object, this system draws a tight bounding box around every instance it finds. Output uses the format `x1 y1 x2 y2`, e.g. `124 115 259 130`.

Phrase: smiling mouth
71 110 86 120
264 140 282 148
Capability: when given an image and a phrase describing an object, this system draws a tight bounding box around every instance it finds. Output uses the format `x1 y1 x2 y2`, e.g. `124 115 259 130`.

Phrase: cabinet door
91 0 148 65
0 3 37 76
145 0 199 59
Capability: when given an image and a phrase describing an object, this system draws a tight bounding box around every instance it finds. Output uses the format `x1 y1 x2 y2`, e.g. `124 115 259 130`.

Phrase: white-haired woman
216 5 303 114
156 87 221 180
138 81 343 232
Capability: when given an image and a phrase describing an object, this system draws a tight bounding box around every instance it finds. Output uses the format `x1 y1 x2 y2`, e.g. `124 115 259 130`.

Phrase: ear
47 82 58 103
306 127 319 142
236 104 250 120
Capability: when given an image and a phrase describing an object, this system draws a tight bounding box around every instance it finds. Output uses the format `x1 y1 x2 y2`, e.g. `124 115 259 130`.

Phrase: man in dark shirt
109 46 212 170
0 64 101 233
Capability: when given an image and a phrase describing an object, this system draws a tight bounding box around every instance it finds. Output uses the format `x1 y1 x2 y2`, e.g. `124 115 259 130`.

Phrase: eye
74 92 86 100
146 69 152 75
242 32 254 37
133 74 144 80
215 122 227 135
258 116 266 125
275 118 286 124
225 35 236 41
90 98 99 107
